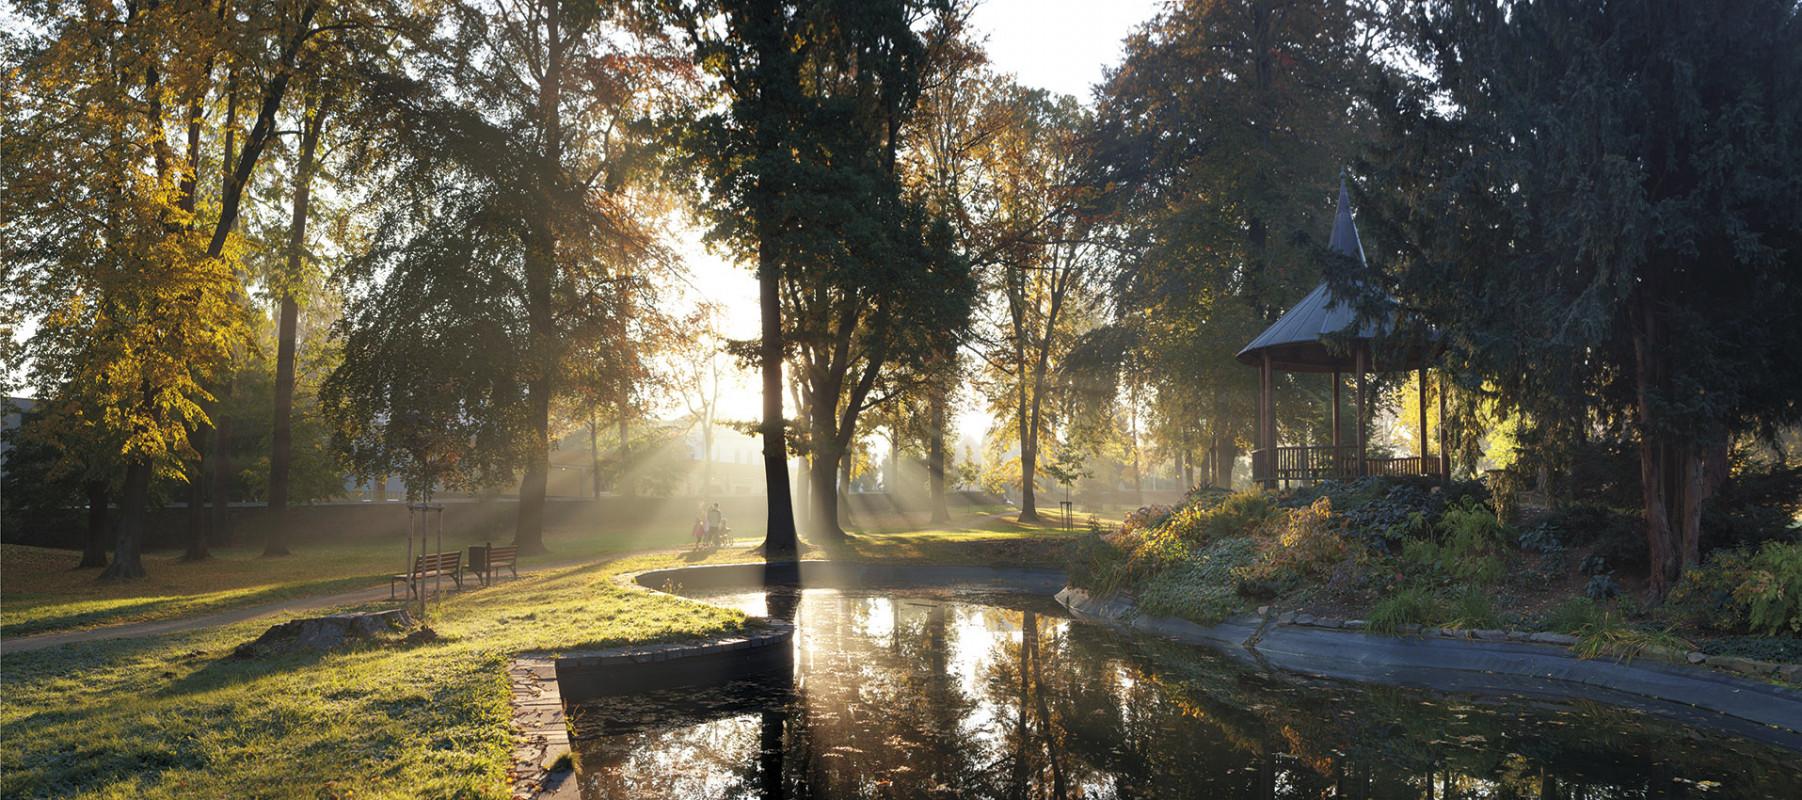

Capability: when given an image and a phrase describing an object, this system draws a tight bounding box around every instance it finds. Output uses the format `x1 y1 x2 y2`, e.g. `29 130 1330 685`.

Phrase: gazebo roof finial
1327 176 1364 264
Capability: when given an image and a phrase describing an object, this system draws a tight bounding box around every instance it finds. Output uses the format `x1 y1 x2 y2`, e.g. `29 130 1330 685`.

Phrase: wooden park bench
470 542 519 587
390 551 464 599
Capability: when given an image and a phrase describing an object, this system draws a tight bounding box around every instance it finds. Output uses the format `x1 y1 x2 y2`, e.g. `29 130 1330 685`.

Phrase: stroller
704 523 733 548
692 505 731 549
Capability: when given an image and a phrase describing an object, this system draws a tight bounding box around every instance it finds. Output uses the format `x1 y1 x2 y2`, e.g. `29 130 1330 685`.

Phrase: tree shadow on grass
153 628 451 700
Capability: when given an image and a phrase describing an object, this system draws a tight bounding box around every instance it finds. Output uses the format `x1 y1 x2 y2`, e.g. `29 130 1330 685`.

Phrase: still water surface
570 589 1801 799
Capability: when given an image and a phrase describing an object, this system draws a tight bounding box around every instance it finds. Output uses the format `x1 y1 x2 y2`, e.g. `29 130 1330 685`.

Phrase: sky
681 0 1165 446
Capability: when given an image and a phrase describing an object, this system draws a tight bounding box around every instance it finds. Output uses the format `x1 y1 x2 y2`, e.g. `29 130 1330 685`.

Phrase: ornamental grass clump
1368 587 1441 633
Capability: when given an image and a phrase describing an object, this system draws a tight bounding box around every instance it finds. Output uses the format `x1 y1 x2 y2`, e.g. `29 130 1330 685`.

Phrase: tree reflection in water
568 590 1801 800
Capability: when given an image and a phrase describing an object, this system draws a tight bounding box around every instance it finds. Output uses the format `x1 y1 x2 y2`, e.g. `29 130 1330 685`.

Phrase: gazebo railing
1251 445 1443 484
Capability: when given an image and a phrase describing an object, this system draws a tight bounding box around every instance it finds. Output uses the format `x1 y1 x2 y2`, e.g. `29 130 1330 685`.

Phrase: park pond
567 588 1802 799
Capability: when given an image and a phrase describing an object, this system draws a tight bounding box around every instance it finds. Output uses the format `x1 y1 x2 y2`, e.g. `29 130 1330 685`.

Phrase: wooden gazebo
1237 181 1447 488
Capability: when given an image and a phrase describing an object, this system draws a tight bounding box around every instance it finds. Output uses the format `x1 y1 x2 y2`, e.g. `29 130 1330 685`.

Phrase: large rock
235 609 416 658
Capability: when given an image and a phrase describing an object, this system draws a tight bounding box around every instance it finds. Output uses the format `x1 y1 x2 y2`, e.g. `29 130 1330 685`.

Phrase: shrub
1159 490 1276 545
1289 477 1476 546
1435 497 1511 585
1673 540 1802 636
1542 503 1640 548
1231 497 1350 594
1391 497 1511 587
1120 504 1174 537
1123 527 1190 579
1184 485 1234 508
1584 574 1620 600
1398 538 1442 579
1517 521 1564 555
1702 463 1802 550
1066 532 1130 595
1369 587 1441 633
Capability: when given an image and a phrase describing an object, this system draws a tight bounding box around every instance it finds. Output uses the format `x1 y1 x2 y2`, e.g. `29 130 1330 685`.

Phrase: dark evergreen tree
1362 0 1802 595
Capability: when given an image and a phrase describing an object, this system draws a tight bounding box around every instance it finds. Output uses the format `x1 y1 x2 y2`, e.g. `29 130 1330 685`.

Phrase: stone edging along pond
1055 585 1802 749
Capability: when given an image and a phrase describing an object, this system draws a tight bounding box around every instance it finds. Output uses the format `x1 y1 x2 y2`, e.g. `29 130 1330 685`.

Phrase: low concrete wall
550 622 796 700
629 561 1068 596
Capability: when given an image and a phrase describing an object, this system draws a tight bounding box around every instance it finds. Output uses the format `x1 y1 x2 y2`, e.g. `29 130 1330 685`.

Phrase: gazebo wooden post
1417 367 1428 476
1331 369 1342 478
1260 352 1275 489
1354 345 1368 478
1438 370 1450 480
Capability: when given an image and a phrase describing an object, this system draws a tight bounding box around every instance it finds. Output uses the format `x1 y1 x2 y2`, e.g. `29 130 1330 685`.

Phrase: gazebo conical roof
1235 181 1429 373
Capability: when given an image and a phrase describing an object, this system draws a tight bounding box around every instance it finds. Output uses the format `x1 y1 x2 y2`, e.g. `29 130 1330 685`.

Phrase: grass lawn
0 512 1083 798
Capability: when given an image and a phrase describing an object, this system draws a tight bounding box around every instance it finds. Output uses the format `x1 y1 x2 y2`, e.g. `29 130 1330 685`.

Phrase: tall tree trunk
1127 382 1143 505
267 292 300 509
210 379 232 547
1015 376 1039 522
810 445 841 540
100 460 151 581
267 97 327 555
1629 295 1725 597
78 480 109 569
516 379 551 555
617 386 633 497
787 375 808 526
516 229 553 553
794 455 810 525
1214 439 1239 491
1019 438 1040 522
589 412 601 497
700 423 714 499
514 0 562 556
758 241 799 556
837 434 853 523
183 424 211 562
928 382 950 523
